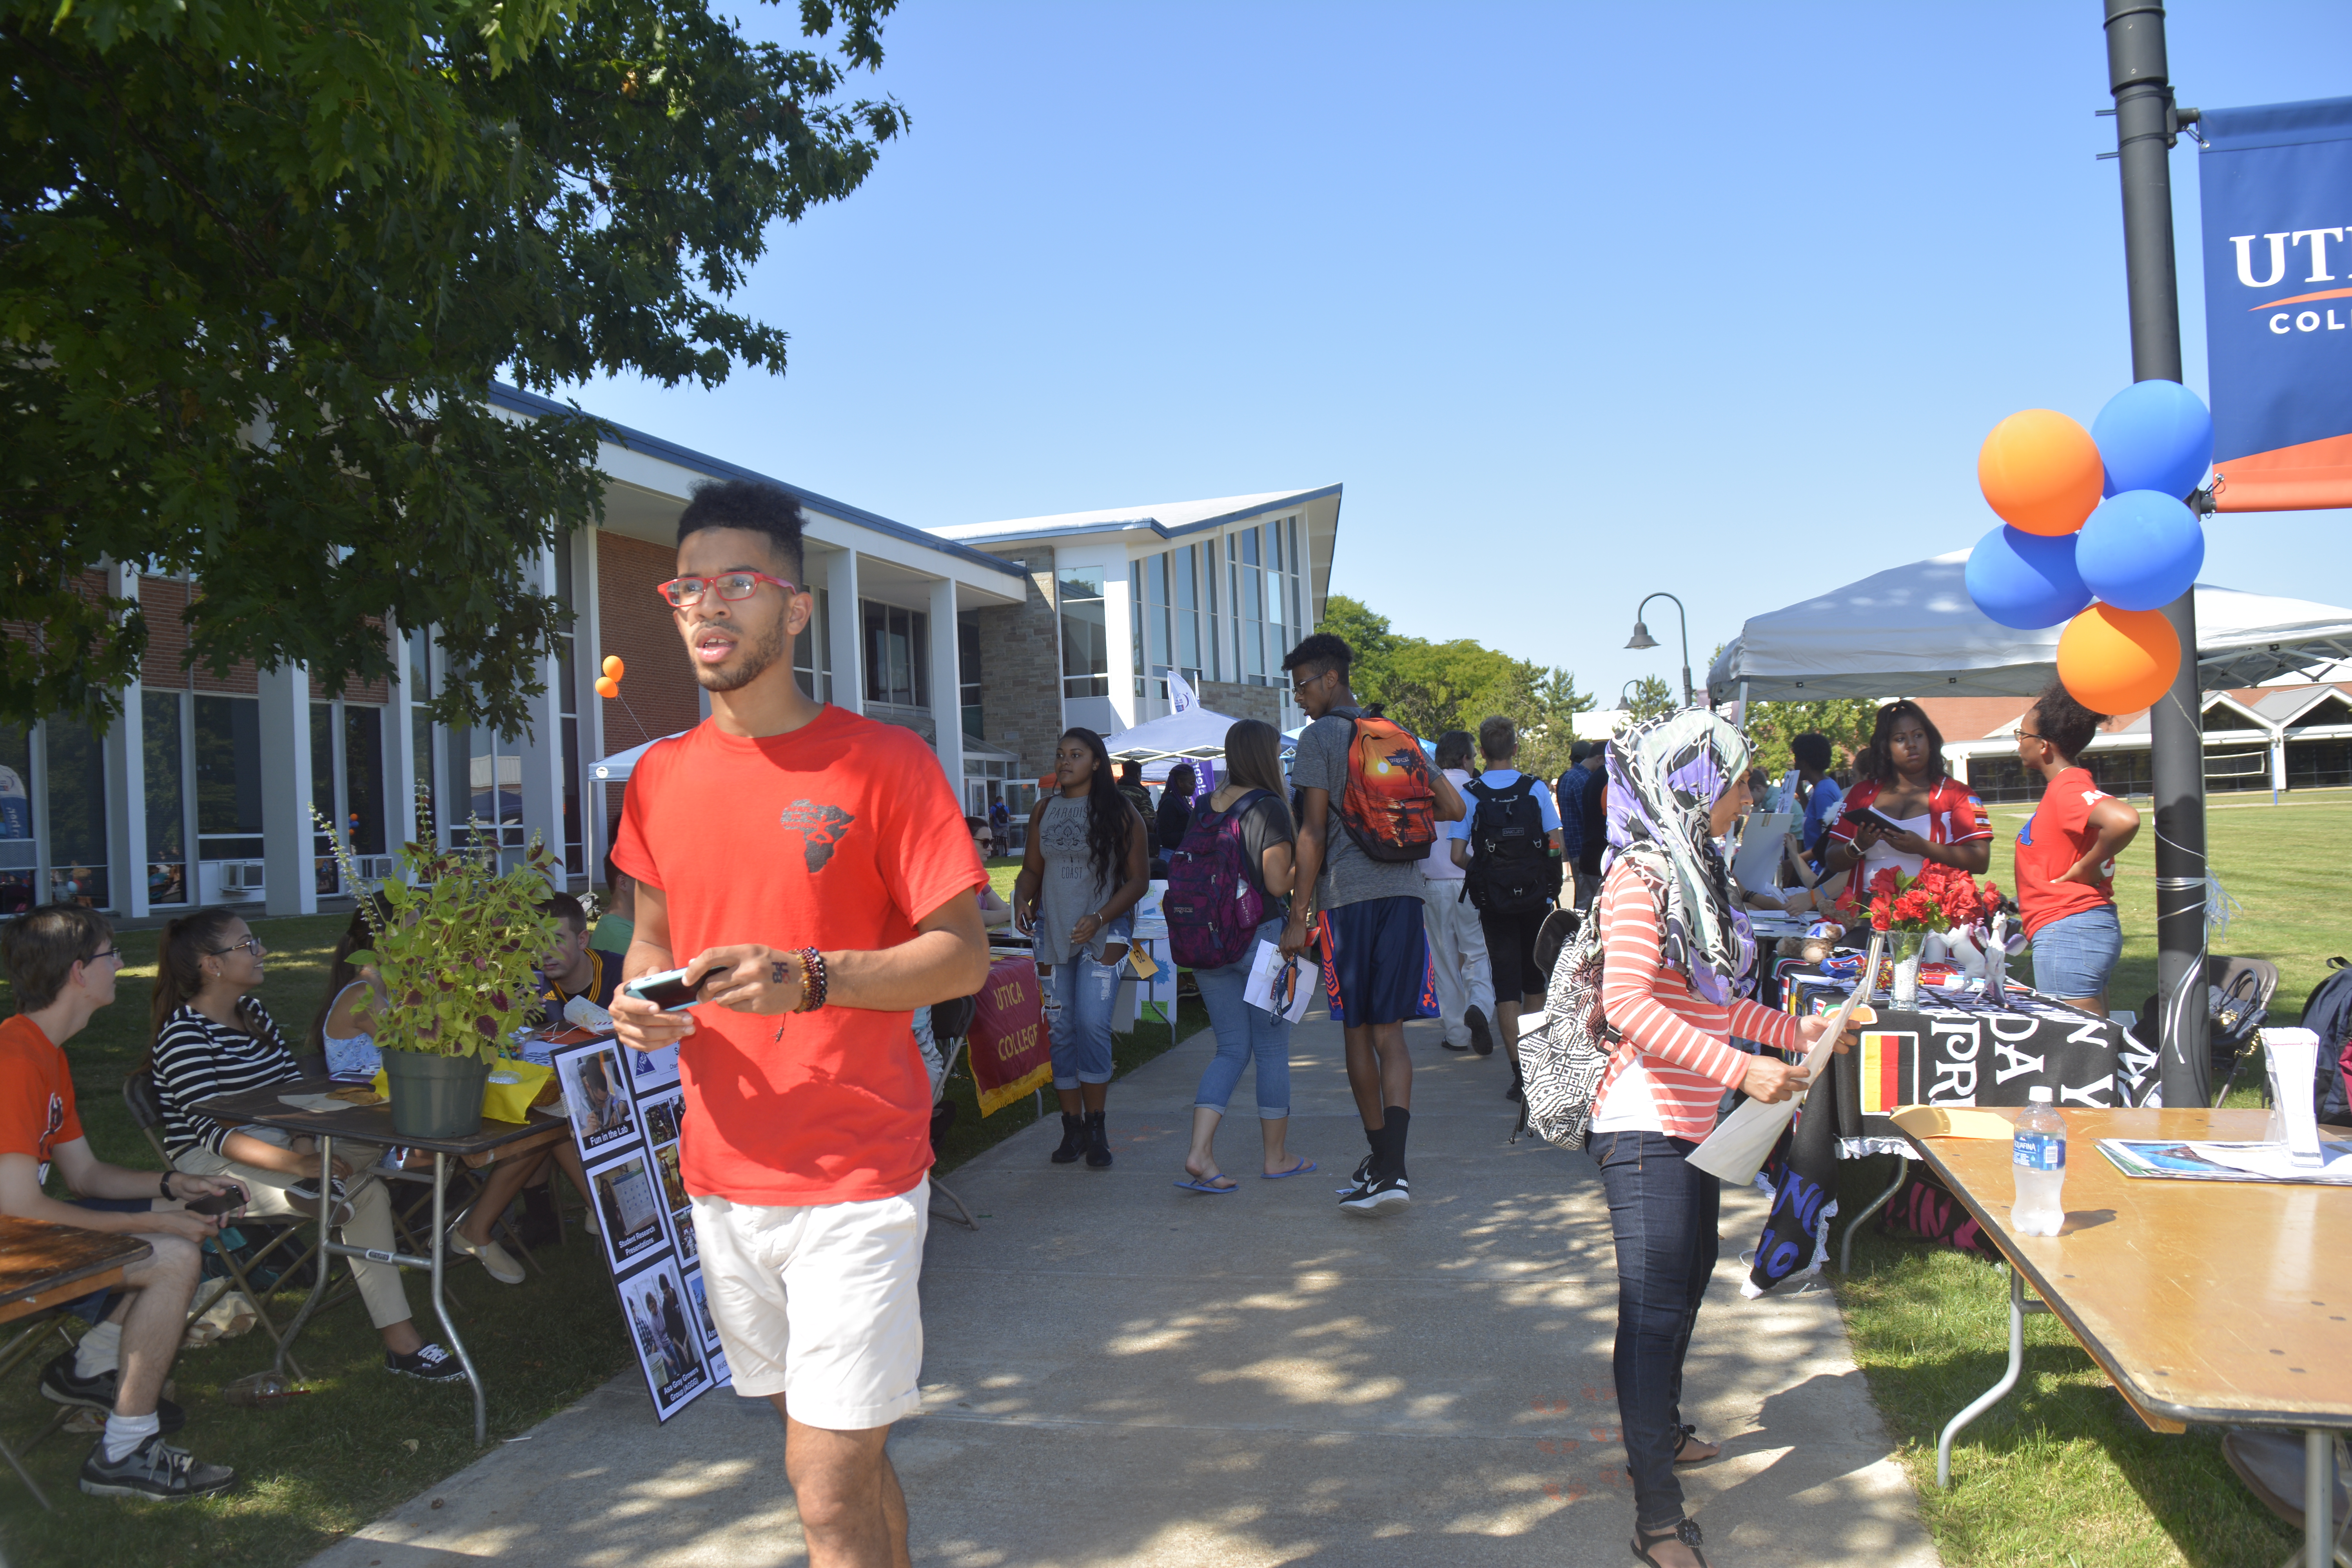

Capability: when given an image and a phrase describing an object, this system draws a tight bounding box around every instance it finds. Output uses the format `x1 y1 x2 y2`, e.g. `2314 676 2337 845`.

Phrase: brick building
0 390 1345 919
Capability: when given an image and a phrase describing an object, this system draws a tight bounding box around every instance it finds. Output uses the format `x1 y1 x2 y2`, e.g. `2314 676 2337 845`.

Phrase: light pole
1625 593 1694 710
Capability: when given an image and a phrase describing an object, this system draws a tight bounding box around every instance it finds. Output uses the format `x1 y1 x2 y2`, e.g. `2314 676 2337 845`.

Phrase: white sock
74 1320 123 1379
101 1410 160 1463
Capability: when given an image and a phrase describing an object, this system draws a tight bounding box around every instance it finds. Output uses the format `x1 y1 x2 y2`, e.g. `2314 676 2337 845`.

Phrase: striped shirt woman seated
143 909 464 1382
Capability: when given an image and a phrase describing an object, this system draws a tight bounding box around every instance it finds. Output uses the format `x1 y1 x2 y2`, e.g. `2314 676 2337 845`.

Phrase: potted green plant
334 824 560 1139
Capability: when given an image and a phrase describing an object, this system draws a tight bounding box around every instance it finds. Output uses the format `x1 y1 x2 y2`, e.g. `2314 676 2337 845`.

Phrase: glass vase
1889 930 1925 1009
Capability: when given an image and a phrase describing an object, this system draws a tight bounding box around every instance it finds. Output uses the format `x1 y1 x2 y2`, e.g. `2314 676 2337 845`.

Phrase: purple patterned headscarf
1601 709 1755 1004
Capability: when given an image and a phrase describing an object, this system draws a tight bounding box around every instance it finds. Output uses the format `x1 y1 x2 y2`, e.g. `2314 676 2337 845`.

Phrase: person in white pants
1420 731 1496 1055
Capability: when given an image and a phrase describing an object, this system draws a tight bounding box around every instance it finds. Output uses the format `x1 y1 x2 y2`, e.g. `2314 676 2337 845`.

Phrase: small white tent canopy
1105 705 1238 763
1706 548 2352 702
590 731 690 784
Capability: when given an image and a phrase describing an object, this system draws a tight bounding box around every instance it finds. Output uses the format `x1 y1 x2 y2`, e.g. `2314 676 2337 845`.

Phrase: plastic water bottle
2011 1087 2067 1237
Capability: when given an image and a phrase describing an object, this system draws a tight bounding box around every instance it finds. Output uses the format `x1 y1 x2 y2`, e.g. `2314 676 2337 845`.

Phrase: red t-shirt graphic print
613 707 984 1207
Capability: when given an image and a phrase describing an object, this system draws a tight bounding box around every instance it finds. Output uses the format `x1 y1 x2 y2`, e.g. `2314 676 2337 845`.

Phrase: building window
195 695 265 866
408 629 436 844
862 600 929 709
0 722 34 916
42 719 107 908
1132 549 1205 710
142 691 188 907
312 702 340 894
1058 567 1108 698
459 726 528 853
959 621 983 740
555 543 583 876
797 588 833 704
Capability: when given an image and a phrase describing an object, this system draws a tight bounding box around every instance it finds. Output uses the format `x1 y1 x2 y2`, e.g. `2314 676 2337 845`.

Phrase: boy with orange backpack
1277 634 1466 1213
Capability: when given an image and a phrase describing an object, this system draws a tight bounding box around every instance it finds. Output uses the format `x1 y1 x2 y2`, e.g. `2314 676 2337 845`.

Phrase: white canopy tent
1706 549 2352 703
1104 705 1238 763
590 731 690 785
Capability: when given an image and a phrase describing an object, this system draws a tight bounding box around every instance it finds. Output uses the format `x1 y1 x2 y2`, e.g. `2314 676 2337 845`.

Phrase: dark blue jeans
1590 1128 1720 1532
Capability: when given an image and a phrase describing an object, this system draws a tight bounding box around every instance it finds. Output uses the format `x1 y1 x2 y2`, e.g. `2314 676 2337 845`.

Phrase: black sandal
1671 1423 1721 1466
1631 1517 1708 1568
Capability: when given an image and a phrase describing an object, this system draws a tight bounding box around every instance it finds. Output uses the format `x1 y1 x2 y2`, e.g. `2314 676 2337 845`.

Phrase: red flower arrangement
1867 860 2004 936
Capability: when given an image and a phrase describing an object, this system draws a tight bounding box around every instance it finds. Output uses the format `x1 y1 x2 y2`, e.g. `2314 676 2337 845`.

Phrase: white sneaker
445 1228 524 1285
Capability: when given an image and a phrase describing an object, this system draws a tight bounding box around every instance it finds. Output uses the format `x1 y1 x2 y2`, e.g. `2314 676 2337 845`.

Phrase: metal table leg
1840 1154 1910 1274
1938 1265 2048 1488
428 1152 489 1446
2282 1429 2352 1568
270 1132 340 1377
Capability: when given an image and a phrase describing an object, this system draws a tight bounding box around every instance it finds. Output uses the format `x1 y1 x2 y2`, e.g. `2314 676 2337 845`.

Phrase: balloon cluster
1965 380 2212 715
594 655 625 701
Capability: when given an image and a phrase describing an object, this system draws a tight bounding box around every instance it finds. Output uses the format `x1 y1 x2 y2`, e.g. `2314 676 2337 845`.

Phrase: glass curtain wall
0 722 33 915
1131 546 1208 710
1058 568 1108 697
1222 516 1306 689
142 692 188 907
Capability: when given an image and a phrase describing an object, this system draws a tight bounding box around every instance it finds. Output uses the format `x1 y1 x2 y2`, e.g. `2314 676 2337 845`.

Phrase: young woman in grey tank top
1012 727 1149 1168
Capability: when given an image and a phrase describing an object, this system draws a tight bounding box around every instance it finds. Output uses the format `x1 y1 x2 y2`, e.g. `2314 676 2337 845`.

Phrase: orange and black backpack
1334 714 1439 862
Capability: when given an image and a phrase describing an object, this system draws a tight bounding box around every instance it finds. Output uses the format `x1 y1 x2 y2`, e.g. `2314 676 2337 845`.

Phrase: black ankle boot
1051 1113 1085 1163
1083 1110 1113 1169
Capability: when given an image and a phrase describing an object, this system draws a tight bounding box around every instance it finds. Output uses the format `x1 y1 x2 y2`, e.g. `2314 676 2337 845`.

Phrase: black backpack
1463 775 1556 916
2303 956 2352 1127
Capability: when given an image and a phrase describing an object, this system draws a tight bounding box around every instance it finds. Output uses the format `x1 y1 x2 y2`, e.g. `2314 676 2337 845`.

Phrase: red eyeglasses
657 572 799 609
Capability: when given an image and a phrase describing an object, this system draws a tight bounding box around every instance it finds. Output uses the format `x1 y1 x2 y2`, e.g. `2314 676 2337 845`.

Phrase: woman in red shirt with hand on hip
2012 681 2140 1016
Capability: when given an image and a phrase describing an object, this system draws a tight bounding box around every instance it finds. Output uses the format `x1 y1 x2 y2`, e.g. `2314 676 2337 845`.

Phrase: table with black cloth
1744 972 2162 1294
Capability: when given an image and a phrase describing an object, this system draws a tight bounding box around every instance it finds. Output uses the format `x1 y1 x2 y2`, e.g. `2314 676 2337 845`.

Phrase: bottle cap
2028 1086 2054 1103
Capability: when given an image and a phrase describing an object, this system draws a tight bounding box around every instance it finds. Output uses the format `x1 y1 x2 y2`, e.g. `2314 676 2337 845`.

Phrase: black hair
1060 727 1133 889
1434 730 1475 771
2029 679 2107 762
676 479 806 583
1569 739 1595 764
1790 731 1833 772
537 892 588 933
1867 701 1948 786
1164 762 1196 797
1280 632 1352 684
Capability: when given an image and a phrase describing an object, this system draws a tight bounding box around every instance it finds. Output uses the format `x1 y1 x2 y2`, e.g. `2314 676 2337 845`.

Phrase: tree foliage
1742 697 1881 779
1622 675 1676 725
3 0 904 734
1318 594 1592 783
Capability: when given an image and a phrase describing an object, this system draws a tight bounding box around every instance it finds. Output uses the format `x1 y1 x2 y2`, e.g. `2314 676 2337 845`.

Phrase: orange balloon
594 675 620 700
2055 603 2179 714
601 654 625 681
1978 409 2104 537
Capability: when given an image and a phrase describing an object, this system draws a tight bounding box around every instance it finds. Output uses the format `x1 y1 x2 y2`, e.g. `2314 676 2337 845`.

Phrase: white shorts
689 1180 929 1430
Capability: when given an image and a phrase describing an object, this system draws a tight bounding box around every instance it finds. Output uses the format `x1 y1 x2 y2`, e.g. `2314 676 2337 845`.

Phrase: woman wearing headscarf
1588 711 1852 1568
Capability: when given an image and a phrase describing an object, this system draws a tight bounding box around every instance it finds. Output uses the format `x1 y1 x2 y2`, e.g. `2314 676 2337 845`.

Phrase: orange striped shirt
1594 857 1803 1142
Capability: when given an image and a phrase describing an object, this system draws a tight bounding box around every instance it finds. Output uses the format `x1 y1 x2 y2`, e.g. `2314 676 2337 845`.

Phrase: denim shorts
2030 904 2123 1000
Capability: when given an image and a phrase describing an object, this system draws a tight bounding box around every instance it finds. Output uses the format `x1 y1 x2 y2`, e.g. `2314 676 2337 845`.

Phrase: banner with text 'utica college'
2199 96 2352 512
966 955 1052 1116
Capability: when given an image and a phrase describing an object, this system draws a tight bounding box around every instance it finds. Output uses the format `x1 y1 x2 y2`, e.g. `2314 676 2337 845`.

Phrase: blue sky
563 1 2352 708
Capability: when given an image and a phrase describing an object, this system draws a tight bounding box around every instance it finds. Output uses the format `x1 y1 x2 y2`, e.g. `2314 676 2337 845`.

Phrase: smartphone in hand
623 967 705 1013
183 1184 246 1218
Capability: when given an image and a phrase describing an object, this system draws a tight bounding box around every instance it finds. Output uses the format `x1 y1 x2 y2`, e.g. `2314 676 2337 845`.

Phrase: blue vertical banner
2198 95 2352 513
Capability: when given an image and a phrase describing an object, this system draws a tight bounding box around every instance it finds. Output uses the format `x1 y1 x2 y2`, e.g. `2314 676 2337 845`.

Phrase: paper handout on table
1688 936 1880 1186
1242 940 1318 1025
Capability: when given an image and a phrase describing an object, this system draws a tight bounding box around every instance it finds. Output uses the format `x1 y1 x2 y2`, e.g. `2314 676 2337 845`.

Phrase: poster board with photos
550 1036 728 1421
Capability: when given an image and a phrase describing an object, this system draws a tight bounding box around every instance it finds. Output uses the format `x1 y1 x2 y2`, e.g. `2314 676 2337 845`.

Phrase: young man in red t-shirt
0 905 242 1499
2013 682 2141 1016
609 479 989 1568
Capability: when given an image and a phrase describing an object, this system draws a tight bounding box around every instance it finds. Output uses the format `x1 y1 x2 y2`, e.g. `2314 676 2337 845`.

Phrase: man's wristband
159 1171 174 1201
793 947 828 1013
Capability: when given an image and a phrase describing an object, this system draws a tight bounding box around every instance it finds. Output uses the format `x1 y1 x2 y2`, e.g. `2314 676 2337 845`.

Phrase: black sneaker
40 1355 185 1433
1336 1152 1376 1195
1341 1172 1411 1213
1466 1006 1495 1056
1505 1063 1523 1102
78 1433 236 1500
386 1343 468 1382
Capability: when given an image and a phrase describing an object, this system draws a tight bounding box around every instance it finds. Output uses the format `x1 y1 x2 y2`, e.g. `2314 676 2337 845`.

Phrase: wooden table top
0 1216 152 1323
1902 1107 2352 1430
192 1080 570 1158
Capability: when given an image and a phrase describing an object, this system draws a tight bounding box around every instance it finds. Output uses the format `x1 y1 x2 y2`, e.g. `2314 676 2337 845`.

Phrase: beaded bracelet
794 946 828 1013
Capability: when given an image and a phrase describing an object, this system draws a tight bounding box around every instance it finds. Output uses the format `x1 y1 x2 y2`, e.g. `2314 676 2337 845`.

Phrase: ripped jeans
1038 947 1123 1089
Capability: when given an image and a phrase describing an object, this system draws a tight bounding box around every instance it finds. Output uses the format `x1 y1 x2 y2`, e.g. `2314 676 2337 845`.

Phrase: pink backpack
1163 791 1272 970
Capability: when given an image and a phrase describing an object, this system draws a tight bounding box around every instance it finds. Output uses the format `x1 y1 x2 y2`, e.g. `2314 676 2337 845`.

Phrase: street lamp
1626 592 1693 709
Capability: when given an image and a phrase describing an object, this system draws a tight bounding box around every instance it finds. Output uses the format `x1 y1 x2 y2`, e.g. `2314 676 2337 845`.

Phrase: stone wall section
1198 680 1280 730
965 546 1064 782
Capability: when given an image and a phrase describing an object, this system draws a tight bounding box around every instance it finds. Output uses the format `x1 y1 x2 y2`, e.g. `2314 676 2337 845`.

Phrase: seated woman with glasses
144 909 466 1384
964 816 1013 929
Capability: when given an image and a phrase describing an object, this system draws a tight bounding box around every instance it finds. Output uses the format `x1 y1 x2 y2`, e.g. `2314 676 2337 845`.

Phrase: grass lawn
1831 789 2350 1566
0 857 1207 1564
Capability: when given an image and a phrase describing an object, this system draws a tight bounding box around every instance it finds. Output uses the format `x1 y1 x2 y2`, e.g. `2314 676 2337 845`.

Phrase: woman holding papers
1172 720 1312 1192
1587 711 1853 1568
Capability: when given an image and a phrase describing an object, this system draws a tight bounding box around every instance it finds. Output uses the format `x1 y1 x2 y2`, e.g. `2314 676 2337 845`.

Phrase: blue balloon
1965 524 2091 630
2076 490 2204 612
2092 380 2213 501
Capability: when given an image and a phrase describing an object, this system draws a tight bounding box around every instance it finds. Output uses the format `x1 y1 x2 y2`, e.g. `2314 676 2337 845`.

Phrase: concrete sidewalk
311 1010 1936 1567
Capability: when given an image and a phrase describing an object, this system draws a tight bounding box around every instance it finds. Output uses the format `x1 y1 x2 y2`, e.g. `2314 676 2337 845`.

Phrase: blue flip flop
1260 1159 1317 1180
1173 1176 1240 1194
